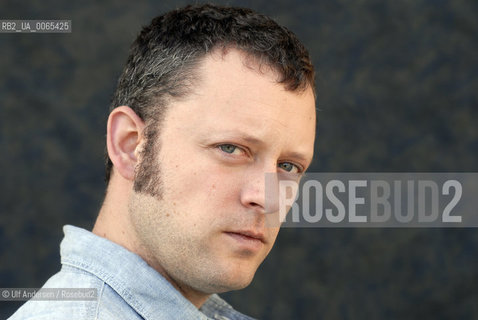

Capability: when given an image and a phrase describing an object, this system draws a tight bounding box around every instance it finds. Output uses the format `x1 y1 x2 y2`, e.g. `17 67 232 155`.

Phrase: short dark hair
105 3 315 193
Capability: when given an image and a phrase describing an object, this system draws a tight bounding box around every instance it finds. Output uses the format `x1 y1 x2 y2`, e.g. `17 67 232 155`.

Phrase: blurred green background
1 0 477 319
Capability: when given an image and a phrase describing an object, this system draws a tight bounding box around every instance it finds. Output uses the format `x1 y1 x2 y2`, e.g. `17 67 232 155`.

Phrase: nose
240 165 280 214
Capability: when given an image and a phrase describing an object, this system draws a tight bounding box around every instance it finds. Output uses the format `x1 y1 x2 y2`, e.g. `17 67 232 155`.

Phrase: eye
278 162 301 173
218 144 244 155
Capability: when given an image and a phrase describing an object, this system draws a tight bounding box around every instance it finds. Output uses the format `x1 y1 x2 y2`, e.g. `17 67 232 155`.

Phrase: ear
106 106 145 181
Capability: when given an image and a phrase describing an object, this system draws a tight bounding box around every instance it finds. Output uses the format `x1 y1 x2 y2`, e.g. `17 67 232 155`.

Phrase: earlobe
106 106 145 181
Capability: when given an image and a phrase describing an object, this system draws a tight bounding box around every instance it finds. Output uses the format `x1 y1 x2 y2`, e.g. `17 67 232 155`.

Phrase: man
9 4 316 319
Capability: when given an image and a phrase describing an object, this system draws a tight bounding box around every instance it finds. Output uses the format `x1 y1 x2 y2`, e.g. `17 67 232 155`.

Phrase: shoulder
7 267 142 320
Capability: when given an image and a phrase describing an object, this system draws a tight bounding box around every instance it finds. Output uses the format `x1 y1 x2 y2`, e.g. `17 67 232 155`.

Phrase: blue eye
219 144 238 154
278 162 300 173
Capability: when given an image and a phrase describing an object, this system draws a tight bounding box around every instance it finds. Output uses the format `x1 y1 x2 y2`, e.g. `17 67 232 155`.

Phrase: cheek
169 159 241 199
163 165 243 224
206 177 242 205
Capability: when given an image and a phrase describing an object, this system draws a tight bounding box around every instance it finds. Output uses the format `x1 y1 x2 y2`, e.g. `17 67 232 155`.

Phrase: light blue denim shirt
8 225 256 320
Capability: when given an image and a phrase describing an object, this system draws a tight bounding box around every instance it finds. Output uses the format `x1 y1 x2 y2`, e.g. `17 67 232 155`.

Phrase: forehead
165 49 316 159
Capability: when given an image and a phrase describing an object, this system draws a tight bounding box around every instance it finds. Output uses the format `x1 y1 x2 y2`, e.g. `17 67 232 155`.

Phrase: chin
209 268 256 293
208 279 253 294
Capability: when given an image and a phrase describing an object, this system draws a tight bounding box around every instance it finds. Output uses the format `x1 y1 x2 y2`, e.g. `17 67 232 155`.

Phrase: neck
158 269 211 308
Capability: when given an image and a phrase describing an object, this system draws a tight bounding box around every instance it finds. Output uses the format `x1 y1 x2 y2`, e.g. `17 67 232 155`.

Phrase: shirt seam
62 259 149 318
94 281 105 320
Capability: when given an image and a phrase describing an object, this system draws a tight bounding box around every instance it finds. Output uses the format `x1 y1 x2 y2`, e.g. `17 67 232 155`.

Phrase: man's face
129 49 316 295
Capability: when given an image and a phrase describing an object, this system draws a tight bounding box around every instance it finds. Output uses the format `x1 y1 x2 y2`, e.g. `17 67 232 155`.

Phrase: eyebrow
205 129 263 145
283 151 313 165
237 133 264 145
220 130 313 166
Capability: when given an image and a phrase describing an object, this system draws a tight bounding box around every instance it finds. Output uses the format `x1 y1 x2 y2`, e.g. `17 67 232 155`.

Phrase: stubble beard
128 131 260 296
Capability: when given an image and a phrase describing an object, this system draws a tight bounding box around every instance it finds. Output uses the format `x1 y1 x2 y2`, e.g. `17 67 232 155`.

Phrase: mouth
224 230 266 251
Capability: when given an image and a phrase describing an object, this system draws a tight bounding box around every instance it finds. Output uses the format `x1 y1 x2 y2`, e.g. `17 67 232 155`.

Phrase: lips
224 230 266 252
225 230 266 243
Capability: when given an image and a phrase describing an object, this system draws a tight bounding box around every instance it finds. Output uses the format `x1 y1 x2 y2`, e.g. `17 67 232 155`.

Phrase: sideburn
133 119 163 198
